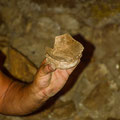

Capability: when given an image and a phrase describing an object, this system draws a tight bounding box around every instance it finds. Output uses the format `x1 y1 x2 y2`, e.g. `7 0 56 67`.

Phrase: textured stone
54 14 80 34
0 5 25 36
51 100 76 119
12 16 60 67
32 0 77 8
91 0 120 22
83 81 112 110
7 47 37 82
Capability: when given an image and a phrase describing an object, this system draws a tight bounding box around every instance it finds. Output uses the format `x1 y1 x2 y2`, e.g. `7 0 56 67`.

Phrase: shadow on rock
58 34 95 95
0 50 12 76
0 51 6 70
0 51 10 77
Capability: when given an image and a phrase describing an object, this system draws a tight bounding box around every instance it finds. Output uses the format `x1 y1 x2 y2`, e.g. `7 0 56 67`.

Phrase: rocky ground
0 0 120 120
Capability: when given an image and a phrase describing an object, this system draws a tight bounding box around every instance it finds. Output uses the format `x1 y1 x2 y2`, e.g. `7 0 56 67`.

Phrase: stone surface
7 47 37 82
0 46 37 83
83 81 112 110
49 100 76 119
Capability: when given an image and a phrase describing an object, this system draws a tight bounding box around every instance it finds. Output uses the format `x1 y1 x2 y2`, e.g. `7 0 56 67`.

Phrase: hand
34 59 77 98
0 59 78 115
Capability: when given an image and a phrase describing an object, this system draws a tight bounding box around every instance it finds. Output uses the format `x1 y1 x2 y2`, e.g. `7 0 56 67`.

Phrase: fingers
38 59 55 77
40 68 74 97
39 64 54 77
34 59 78 94
66 65 77 75
34 65 53 89
66 59 80 74
34 60 55 89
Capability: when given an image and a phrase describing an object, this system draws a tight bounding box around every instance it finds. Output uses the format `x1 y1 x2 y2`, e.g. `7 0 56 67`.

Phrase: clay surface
46 33 84 69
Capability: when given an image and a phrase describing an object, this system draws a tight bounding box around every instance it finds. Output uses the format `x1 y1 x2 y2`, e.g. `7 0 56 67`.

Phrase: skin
0 59 77 115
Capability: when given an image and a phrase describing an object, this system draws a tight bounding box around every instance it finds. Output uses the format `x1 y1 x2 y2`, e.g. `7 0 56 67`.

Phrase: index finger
66 59 80 75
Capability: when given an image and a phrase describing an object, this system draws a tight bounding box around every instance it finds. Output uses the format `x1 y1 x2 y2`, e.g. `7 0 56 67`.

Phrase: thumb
34 64 55 89
38 64 54 77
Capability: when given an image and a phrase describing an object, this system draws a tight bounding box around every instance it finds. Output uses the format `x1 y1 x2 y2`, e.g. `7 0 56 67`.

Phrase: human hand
33 59 77 99
0 59 78 115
